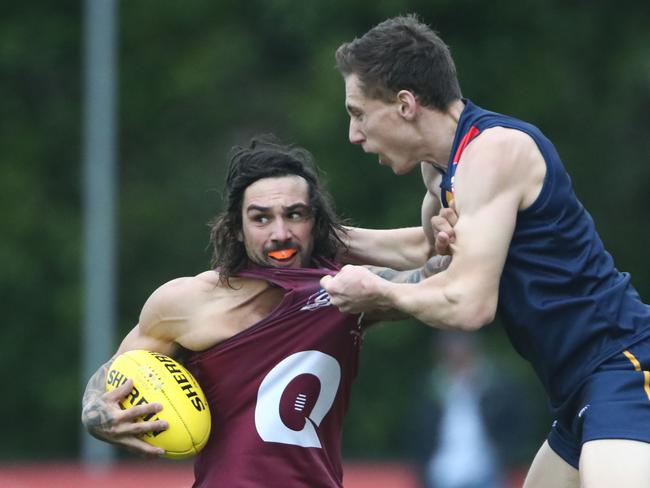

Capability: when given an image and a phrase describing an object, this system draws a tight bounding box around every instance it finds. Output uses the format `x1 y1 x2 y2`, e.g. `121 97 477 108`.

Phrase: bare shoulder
458 126 545 209
141 270 272 324
149 271 218 302
138 271 224 334
465 126 540 165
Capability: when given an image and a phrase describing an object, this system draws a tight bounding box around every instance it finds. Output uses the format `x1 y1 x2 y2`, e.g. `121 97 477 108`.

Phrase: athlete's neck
417 99 464 171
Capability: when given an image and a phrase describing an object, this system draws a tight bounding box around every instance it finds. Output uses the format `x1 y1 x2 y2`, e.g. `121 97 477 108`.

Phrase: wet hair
335 14 462 111
209 135 347 285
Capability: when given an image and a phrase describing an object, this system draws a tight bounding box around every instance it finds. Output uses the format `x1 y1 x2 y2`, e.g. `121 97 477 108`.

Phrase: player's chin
379 154 402 172
392 160 416 175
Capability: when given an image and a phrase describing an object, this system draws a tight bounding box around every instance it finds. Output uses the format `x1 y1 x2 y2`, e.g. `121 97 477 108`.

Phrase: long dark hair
209 135 347 285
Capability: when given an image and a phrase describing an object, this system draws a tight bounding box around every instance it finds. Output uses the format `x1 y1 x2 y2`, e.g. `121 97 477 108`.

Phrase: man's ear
396 90 418 121
237 230 243 242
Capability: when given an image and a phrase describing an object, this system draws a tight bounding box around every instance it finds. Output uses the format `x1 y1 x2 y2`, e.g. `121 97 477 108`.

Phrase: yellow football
105 349 211 459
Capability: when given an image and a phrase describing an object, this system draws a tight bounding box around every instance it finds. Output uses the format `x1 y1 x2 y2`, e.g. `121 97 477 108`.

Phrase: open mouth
267 248 298 261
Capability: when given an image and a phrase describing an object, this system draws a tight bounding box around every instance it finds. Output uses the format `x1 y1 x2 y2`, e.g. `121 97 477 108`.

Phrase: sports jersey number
255 350 341 448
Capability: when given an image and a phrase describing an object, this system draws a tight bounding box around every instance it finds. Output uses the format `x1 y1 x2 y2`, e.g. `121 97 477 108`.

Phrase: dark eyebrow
285 203 311 213
246 205 270 213
246 203 311 214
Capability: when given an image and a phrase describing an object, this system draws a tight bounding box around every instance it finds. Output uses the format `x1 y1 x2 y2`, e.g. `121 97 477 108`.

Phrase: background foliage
2 0 649 465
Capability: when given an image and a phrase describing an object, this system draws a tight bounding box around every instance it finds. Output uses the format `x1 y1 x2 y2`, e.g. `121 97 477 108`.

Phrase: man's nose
349 120 365 145
270 219 291 241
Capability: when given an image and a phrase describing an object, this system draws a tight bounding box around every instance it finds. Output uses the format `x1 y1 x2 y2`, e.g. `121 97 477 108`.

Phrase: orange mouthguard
267 249 298 259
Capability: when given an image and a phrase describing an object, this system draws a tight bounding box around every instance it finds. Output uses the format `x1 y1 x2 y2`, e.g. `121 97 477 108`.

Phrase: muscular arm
323 128 545 330
81 277 196 456
80 330 175 457
357 253 451 323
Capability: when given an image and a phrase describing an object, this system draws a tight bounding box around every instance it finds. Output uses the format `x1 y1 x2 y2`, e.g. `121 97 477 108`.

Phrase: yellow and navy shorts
548 335 650 468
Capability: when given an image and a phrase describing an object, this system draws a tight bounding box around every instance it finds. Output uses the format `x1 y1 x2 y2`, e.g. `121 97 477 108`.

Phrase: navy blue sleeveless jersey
439 99 650 411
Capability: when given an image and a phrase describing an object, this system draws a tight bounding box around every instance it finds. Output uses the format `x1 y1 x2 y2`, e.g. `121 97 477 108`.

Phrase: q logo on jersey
254 350 341 448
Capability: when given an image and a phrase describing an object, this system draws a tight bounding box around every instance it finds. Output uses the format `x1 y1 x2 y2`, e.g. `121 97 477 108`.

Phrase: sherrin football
105 349 211 459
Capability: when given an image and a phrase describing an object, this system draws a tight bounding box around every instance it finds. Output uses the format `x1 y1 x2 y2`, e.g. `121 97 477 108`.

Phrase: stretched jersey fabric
185 262 362 488
439 99 650 413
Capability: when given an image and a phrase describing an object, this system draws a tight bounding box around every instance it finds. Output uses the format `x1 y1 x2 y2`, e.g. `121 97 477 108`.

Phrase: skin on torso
120 270 286 358
175 271 285 351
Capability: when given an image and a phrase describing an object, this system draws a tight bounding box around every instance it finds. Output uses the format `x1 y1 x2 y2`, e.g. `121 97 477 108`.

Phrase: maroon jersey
185 263 362 488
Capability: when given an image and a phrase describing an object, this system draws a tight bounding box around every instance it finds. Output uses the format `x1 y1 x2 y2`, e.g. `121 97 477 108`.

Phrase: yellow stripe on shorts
623 350 650 402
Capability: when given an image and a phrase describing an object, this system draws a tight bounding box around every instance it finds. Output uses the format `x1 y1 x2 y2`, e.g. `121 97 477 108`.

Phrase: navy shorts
547 335 650 468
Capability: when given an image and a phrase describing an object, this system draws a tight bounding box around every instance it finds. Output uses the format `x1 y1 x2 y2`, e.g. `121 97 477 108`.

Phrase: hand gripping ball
106 350 211 459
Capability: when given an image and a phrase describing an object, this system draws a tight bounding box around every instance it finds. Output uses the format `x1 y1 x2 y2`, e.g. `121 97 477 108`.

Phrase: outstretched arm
338 225 434 269
323 128 545 330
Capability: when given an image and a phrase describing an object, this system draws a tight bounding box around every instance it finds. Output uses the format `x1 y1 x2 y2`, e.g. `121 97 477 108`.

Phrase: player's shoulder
466 126 536 155
143 270 266 313
139 271 222 326
151 271 218 299
459 125 546 208
460 126 540 179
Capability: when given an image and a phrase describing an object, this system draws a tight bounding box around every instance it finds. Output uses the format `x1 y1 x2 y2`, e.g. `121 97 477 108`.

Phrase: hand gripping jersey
440 99 650 413
185 263 362 488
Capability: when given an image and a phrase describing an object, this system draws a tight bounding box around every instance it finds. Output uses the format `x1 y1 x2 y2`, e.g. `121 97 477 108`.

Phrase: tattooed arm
81 278 190 457
81 355 168 457
357 254 451 322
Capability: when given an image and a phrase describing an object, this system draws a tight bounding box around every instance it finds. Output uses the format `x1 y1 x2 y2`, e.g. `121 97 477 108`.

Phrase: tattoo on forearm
369 255 451 284
422 255 451 278
369 267 400 281
406 269 423 283
81 360 115 437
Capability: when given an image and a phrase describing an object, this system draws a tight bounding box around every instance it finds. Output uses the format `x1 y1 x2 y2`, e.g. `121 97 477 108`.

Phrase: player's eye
351 111 363 120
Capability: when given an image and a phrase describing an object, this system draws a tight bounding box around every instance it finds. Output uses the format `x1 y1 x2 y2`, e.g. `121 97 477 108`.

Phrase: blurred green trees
2 0 649 462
